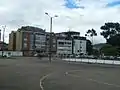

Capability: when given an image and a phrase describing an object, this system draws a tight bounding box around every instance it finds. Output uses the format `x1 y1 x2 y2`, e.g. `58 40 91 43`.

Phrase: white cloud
0 0 120 44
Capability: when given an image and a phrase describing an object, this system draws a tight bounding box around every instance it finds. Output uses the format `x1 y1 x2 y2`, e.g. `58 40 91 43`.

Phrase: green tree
86 40 93 55
92 49 100 57
107 34 120 46
85 28 97 45
100 22 120 40
100 44 118 56
100 22 120 47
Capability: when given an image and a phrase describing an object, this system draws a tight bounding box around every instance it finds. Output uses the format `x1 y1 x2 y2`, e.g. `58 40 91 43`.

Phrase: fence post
112 59 114 65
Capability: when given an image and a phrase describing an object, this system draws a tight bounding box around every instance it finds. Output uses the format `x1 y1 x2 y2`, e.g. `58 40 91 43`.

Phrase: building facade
15 26 46 56
56 32 72 56
56 31 87 57
73 36 87 56
8 27 87 56
57 39 72 56
8 31 16 51
46 33 57 55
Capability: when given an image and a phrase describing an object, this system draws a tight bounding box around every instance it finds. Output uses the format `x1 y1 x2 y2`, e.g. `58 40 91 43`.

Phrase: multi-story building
46 32 57 55
8 31 16 51
15 26 46 56
8 27 87 56
56 31 87 56
0 41 8 50
56 32 72 56
73 36 86 56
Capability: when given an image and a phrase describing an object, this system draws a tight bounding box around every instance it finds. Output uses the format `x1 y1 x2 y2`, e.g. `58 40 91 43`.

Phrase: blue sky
107 1 120 7
64 0 84 9
65 0 120 9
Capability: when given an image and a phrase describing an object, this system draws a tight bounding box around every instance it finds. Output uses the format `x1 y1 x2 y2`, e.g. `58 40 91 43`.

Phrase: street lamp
45 12 58 62
2 25 6 57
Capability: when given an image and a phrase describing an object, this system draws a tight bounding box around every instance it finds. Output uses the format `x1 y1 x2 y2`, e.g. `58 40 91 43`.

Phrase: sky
0 0 120 44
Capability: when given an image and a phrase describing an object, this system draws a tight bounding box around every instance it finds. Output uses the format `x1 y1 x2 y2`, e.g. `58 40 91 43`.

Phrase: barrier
63 58 120 65
0 51 23 57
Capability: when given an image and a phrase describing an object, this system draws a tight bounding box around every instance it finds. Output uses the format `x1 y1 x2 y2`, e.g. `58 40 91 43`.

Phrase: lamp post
45 12 58 62
2 25 6 57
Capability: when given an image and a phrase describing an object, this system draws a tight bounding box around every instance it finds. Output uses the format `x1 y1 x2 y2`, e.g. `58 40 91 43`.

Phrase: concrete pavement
0 57 120 90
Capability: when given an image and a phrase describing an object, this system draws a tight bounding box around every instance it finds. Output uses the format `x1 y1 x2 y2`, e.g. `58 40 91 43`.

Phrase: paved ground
0 57 120 90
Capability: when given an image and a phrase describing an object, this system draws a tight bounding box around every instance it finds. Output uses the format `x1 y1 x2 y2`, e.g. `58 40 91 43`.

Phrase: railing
62 58 120 65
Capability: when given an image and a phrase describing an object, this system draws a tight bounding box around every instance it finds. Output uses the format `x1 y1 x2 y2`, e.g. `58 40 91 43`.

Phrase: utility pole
2 26 6 57
49 17 52 62
45 12 58 62
33 32 36 55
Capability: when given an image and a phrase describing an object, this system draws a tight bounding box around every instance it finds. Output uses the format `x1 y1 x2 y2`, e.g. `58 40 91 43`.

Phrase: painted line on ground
40 73 52 90
66 70 120 88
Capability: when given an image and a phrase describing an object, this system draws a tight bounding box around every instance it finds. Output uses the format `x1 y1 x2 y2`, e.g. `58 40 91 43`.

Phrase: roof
56 31 80 35
73 36 86 40
57 35 72 40
18 26 46 33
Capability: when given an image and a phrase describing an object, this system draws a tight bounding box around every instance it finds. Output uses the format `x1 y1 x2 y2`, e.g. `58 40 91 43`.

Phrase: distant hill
93 43 106 50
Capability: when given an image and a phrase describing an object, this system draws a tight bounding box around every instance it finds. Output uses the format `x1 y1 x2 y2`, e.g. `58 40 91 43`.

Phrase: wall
8 32 16 51
73 39 86 55
0 51 23 56
57 39 72 55
46 33 57 53
16 31 23 51
35 34 46 51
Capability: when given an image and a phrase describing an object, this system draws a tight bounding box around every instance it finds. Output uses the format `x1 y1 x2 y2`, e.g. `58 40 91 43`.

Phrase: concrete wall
16 31 23 51
0 51 23 56
8 31 16 51
57 39 72 55
73 39 86 55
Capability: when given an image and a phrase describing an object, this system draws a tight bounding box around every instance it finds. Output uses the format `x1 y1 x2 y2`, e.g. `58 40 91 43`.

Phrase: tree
86 40 93 55
107 34 120 46
100 22 120 40
100 44 118 56
92 49 100 57
100 22 120 47
85 28 97 45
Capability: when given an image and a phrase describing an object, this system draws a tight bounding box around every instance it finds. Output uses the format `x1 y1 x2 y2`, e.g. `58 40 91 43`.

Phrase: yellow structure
16 31 23 51
8 31 16 51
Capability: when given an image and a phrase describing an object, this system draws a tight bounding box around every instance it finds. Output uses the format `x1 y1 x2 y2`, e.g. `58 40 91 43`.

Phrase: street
0 57 120 90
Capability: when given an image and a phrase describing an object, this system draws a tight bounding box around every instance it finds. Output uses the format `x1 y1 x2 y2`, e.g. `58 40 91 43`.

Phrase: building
46 32 57 55
8 31 16 51
73 36 87 56
56 31 87 56
57 37 72 56
56 32 72 56
8 27 87 56
0 41 8 50
15 26 46 56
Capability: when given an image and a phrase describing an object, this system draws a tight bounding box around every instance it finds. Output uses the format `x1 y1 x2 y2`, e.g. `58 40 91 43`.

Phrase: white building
73 36 86 56
35 33 46 51
57 39 72 55
73 39 86 55
56 31 87 56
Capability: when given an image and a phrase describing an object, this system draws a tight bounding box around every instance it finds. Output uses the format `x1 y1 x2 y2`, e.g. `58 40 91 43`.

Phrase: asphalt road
0 57 120 90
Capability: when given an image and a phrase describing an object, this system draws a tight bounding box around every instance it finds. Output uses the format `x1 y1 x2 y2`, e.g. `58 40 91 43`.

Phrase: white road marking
66 70 120 88
40 73 52 90
88 78 120 88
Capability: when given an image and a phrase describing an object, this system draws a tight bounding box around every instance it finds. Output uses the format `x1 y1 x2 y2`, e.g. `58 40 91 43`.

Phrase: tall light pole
2 25 6 57
45 12 58 62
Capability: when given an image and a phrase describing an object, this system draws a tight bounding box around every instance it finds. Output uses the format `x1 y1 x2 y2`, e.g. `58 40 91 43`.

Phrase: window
24 43 27 48
53 39 56 43
53 45 56 47
59 42 64 45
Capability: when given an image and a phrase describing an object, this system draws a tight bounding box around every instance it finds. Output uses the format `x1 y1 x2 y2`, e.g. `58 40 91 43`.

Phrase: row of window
58 49 72 51
58 42 72 45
